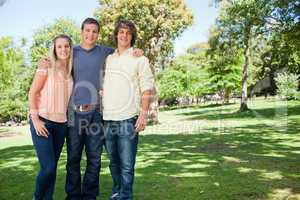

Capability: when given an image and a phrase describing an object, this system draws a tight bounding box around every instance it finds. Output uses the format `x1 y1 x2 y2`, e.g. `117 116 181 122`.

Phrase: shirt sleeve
103 46 115 56
138 57 154 93
100 56 110 90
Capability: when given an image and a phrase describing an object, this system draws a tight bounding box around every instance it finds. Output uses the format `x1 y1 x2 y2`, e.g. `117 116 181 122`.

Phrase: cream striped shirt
102 48 154 121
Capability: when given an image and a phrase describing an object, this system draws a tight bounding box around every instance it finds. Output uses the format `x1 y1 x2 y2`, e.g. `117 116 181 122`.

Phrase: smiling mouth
59 53 69 56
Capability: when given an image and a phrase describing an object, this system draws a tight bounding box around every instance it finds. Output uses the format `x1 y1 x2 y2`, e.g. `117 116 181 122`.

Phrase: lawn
0 98 300 200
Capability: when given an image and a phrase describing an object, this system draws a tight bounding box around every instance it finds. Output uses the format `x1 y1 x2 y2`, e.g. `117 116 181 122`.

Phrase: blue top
71 45 114 106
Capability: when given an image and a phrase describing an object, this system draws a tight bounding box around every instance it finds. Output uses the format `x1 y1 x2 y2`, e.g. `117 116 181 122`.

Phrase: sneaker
109 193 119 200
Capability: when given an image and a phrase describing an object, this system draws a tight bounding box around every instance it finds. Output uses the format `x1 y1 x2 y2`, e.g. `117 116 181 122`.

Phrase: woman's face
55 38 71 61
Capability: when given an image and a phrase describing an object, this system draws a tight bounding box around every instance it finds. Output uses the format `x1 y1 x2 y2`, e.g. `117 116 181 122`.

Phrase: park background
0 0 299 199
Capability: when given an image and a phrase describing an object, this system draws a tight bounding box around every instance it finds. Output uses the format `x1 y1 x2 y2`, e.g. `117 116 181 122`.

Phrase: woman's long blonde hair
48 34 73 77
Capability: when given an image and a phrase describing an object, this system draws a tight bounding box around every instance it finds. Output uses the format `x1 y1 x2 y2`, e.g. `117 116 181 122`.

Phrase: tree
0 37 27 122
94 0 193 71
206 28 242 103
0 37 25 94
94 0 193 122
157 68 185 102
261 0 300 76
0 37 14 93
249 0 300 98
177 48 211 101
157 49 210 105
186 42 210 54
275 72 299 100
212 0 273 111
213 0 300 104
30 18 81 66
0 18 82 122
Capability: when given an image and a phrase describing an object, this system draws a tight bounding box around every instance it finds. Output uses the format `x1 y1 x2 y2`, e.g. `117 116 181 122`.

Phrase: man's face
81 23 99 46
117 27 132 49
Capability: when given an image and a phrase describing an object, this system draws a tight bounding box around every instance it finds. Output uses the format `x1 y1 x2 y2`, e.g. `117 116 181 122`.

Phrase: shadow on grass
0 128 20 138
159 103 233 112
1 121 300 200
0 128 7 133
0 144 113 200
0 127 12 138
137 121 300 199
180 104 300 121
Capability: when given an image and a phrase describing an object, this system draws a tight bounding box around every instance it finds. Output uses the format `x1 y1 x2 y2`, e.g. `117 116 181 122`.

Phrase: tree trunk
269 68 276 95
148 62 159 124
240 31 250 112
224 88 231 104
148 86 159 124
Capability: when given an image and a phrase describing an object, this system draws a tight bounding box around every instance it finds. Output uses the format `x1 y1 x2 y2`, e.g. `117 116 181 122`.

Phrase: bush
275 72 299 100
0 77 30 122
0 36 31 122
0 98 28 123
157 69 186 100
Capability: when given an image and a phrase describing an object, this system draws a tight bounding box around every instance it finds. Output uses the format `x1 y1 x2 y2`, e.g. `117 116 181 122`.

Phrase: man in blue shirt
66 18 143 200
65 18 113 200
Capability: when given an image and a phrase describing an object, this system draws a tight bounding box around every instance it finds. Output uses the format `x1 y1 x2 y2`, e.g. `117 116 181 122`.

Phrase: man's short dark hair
81 18 100 32
114 20 137 47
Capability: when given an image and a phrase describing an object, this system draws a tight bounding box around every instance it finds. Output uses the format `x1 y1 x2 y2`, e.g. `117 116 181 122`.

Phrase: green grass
0 98 300 200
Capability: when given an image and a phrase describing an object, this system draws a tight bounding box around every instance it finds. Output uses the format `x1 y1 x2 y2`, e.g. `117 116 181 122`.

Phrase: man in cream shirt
102 20 154 200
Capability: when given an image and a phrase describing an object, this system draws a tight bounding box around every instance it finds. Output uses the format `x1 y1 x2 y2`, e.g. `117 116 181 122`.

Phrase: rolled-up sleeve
138 57 154 92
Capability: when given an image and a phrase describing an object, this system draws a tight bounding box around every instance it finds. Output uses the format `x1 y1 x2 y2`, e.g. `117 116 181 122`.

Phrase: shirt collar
114 47 133 56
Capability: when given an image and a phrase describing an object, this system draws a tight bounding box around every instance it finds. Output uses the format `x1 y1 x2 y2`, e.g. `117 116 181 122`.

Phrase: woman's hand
32 117 49 138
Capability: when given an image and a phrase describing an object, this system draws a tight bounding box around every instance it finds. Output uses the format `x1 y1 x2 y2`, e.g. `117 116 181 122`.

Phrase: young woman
28 34 73 200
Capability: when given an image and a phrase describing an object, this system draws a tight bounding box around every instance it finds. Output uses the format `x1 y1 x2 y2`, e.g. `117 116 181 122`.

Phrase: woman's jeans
29 116 67 200
104 116 139 200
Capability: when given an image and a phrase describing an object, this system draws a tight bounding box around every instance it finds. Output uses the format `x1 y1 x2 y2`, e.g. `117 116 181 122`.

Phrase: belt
73 104 98 112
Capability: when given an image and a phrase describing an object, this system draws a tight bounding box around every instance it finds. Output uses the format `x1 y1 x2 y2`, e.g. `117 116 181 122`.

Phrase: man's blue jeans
29 116 67 200
65 109 104 200
104 116 139 200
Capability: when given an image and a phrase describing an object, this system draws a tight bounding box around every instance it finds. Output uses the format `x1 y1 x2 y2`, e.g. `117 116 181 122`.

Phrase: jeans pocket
120 119 137 139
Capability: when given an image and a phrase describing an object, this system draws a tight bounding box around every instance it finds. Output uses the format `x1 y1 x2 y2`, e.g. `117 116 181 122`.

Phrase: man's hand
132 48 144 57
99 90 103 97
135 112 148 132
38 57 51 68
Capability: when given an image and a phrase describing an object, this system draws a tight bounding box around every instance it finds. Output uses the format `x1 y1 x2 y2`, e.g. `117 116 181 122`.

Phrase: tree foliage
0 37 28 122
0 18 81 122
213 0 273 111
30 18 81 66
94 0 193 71
275 72 300 100
206 26 244 103
208 0 299 110
157 49 210 103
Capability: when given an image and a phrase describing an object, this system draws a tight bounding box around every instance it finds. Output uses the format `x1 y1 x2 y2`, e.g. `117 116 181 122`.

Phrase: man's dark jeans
104 116 139 200
30 116 67 200
65 109 104 200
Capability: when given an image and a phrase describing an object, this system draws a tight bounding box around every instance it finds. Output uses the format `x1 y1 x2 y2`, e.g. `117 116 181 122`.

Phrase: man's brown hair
114 19 137 47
